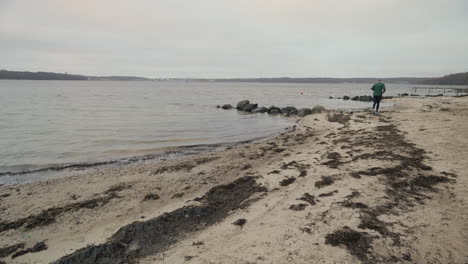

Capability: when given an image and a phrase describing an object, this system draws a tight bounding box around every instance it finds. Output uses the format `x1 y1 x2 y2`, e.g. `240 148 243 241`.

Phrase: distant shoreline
2 69 468 85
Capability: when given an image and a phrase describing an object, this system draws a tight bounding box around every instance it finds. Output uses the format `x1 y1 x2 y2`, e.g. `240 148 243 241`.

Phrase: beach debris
143 193 160 201
241 164 252 170
152 161 197 175
11 241 47 259
314 176 335 188
232 218 247 228
289 204 308 211
55 176 266 264
299 227 312 234
171 193 184 199
184 255 196 261
327 113 350 124
192 241 204 246
402 253 412 261
0 243 24 258
318 190 338 197
321 152 343 168
298 193 318 205
411 175 450 189
221 104 233 109
342 201 368 209
0 184 131 232
325 226 373 263
279 177 296 187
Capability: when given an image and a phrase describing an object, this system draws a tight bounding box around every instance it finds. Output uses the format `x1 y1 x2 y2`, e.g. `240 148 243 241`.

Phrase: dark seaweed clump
325 227 374 263
279 177 296 186
298 193 317 205
315 176 335 188
0 243 24 258
0 184 131 233
12 241 47 259
55 176 266 264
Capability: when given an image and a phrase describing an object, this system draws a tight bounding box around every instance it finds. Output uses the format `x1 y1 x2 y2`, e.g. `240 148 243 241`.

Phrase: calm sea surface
0 80 459 182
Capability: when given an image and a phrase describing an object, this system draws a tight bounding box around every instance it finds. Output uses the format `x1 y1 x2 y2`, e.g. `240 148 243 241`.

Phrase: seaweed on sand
55 176 266 264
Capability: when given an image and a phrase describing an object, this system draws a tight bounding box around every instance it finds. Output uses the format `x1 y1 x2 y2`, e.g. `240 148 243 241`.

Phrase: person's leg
373 96 378 110
375 96 382 112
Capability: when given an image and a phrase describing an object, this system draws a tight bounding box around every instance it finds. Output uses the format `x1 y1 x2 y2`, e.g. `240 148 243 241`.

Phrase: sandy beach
1 96 467 264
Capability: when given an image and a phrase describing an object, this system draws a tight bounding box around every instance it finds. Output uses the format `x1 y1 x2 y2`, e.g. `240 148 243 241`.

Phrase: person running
371 80 386 114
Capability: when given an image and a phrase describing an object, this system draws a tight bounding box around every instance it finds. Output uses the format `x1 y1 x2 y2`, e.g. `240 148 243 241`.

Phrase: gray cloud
1 0 467 77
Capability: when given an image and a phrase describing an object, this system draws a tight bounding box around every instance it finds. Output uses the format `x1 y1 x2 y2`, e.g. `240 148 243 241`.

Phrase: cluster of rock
217 100 325 117
329 95 394 101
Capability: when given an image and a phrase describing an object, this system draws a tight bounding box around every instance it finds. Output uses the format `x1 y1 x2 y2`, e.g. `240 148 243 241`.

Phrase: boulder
268 106 281 114
279 106 298 115
329 96 333 99
343 96 350 100
236 100 250 110
289 108 298 115
351 96 359 101
252 106 268 113
216 105 221 108
242 103 258 112
311 105 325 114
297 108 313 117
269 109 281 115
221 104 233 110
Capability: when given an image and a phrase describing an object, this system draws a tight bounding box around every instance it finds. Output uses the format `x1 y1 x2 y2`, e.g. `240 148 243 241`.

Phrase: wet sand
0 96 467 264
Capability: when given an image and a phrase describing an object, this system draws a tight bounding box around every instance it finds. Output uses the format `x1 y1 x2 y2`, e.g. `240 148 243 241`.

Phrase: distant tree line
0 70 88 80
422 72 468 85
215 77 432 84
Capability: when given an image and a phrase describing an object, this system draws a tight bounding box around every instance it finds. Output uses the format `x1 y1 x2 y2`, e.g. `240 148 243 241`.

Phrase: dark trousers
373 96 382 111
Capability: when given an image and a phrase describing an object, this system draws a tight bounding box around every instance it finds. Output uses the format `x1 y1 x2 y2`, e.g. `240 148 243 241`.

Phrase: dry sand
0 96 467 264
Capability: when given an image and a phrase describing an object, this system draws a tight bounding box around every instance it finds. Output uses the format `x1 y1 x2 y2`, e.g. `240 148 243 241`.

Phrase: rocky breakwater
219 100 325 118
329 95 394 101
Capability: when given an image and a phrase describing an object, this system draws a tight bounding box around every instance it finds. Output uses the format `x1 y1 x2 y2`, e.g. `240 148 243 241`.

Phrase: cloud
1 0 467 77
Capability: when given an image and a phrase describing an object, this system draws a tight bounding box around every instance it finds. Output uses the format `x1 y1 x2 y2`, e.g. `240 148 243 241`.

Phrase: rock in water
311 105 325 114
268 106 281 114
297 108 313 117
242 103 258 112
252 106 268 113
343 96 350 100
286 106 298 115
269 109 281 115
236 100 250 110
221 104 233 109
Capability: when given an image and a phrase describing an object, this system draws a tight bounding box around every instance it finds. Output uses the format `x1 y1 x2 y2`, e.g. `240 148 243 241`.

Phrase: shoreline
0 96 467 264
0 119 300 185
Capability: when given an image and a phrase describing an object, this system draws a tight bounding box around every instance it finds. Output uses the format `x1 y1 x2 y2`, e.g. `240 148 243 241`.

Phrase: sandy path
0 96 467 264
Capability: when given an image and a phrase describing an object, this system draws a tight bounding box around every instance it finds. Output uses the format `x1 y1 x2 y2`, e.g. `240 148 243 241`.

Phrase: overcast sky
1 0 467 78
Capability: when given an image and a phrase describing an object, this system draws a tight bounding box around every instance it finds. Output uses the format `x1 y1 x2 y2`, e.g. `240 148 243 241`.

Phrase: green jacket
371 82 386 96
